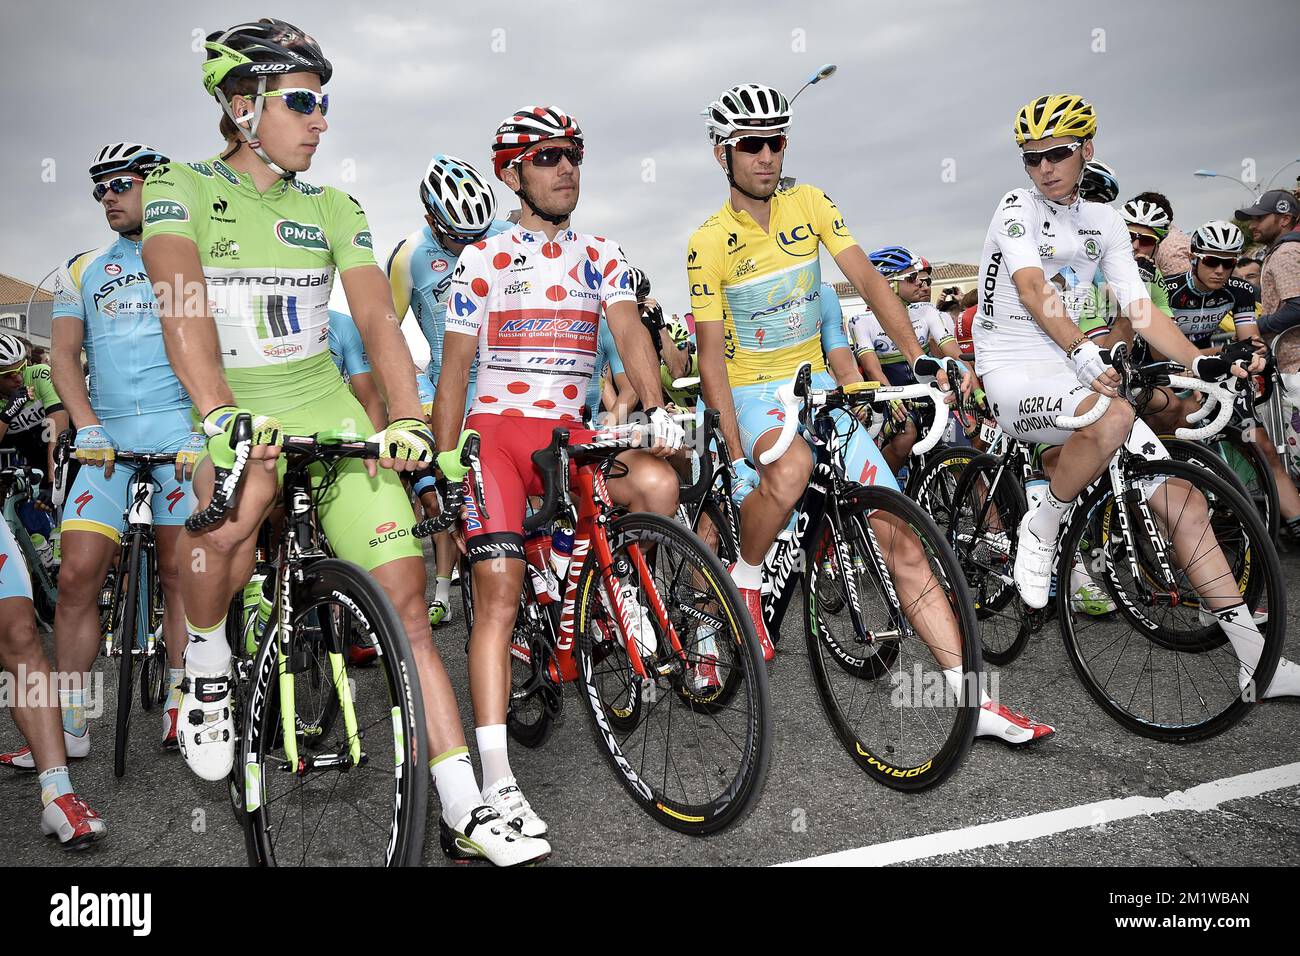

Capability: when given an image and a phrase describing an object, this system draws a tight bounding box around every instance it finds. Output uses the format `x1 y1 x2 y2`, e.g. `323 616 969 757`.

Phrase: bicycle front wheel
574 512 771 835
806 486 981 791
113 533 144 778
244 559 428 865
1058 459 1284 741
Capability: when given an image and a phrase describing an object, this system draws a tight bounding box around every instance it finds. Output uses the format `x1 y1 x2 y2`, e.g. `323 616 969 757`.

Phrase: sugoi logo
143 200 188 224
274 219 328 251
375 521 398 534
49 886 152 936
452 293 477 316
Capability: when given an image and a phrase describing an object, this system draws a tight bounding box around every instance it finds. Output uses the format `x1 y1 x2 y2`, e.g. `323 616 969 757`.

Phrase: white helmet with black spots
89 142 169 181
703 83 792 144
1121 199 1172 238
1191 220 1245 255
0 333 29 371
420 154 497 241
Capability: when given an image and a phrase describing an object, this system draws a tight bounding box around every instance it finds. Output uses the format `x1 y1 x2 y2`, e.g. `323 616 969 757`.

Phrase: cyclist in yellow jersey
141 18 549 865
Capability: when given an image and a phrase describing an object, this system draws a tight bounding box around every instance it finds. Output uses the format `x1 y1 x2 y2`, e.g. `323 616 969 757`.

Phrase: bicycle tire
906 444 979 528
244 559 428 866
1057 459 1284 741
1160 436 1271 538
139 541 165 712
806 485 981 791
113 533 143 778
948 453 1031 665
574 512 771 835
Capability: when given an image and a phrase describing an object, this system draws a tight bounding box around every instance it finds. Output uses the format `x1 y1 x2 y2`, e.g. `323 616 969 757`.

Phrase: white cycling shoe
1013 510 1057 610
0 730 91 771
1242 657 1300 699
440 805 551 866
482 774 548 838
177 662 235 781
977 701 1056 746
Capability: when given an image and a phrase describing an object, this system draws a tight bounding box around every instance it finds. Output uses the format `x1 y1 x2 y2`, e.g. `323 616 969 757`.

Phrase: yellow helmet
1014 94 1097 146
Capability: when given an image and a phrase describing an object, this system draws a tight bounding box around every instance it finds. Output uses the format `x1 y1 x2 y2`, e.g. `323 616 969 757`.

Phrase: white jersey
848 301 955 365
972 187 1149 375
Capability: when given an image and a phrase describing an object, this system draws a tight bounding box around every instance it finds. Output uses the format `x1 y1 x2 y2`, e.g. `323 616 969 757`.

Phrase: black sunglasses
1199 255 1239 270
521 145 584 168
92 176 139 202
1128 231 1159 247
729 134 787 155
1021 141 1083 167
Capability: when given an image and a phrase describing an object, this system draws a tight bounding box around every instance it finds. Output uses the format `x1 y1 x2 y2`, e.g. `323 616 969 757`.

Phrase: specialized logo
75 491 94 516
166 488 185 514
353 230 373 250
274 219 329 251
143 200 188 224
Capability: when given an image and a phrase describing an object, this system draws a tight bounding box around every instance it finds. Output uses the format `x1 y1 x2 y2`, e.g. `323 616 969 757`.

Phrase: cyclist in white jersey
977 94 1300 698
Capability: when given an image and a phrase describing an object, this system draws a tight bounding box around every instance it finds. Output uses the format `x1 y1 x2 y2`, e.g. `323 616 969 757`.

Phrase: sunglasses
1128 231 1159 248
519 145 584 168
898 271 932 285
1199 255 1239 271
261 87 329 116
727 134 787 155
1021 141 1083 167
92 176 140 202
431 218 488 247
0 361 28 377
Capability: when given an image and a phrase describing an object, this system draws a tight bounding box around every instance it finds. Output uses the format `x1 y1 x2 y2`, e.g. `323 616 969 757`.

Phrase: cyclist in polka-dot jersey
431 106 684 846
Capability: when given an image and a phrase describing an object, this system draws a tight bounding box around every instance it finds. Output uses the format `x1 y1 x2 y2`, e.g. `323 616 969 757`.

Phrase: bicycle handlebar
1167 376 1242 441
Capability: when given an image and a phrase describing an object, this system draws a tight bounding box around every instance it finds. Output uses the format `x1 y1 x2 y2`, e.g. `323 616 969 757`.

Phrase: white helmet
419 154 497 239
1191 220 1244 255
1120 198 1172 237
703 83 791 144
0 333 29 370
89 142 169 181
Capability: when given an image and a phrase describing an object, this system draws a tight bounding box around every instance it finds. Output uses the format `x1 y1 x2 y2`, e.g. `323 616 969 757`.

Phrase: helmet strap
216 78 294 180
514 166 571 227
723 144 774 203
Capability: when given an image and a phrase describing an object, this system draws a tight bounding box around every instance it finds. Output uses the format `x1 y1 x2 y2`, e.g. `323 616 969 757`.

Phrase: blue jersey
817 282 852 356
328 309 371 383
52 235 190 422
386 220 513 388
587 318 624 413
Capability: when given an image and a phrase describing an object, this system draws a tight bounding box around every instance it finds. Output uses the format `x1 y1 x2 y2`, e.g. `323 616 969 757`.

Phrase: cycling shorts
461 413 595 565
62 410 197 542
729 370 898 492
224 355 423 572
0 519 32 602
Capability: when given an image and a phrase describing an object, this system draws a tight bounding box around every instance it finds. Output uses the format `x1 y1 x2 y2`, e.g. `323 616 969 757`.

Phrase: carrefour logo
143 200 188 224
275 220 329 251
452 293 477 316
568 259 602 290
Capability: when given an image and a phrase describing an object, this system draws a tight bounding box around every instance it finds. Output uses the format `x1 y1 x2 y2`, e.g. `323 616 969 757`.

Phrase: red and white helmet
491 106 582 179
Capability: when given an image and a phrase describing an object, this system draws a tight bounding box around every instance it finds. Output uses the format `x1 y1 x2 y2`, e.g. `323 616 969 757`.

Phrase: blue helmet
869 245 930 278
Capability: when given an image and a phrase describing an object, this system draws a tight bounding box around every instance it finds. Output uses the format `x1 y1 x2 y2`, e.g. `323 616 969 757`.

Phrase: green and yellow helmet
202 18 331 96
1014 94 1096 146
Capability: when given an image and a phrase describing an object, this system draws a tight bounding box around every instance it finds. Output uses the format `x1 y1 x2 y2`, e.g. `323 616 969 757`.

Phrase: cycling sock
730 558 763 591
167 668 185 709
59 688 87 738
38 766 72 807
183 616 231 673
1212 603 1265 691
476 724 511 788
943 666 990 706
430 746 480 826
434 576 452 607
1029 487 1071 540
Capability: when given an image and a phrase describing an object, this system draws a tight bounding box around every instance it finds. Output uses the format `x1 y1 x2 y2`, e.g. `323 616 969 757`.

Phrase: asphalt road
2 549 1297 868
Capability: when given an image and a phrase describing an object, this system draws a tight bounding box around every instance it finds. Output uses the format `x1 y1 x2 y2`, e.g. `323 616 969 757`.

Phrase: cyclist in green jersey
141 18 549 865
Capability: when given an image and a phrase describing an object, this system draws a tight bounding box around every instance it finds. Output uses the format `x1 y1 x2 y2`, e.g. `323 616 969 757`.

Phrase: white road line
779 761 1300 867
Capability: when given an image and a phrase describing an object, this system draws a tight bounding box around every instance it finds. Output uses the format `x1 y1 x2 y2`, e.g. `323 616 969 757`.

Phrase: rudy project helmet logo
274 220 329 251
143 200 188 224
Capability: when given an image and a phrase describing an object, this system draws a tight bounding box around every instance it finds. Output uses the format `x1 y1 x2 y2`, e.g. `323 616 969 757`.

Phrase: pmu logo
777 222 816 252
567 259 602 291
75 491 94 516
452 293 477 316
166 488 186 514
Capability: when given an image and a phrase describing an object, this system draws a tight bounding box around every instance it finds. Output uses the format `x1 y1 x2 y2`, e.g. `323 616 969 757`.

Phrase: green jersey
5 365 63 436
140 156 376 409
1078 260 1171 338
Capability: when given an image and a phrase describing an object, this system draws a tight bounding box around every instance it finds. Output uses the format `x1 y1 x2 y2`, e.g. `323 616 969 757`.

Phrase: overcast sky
2 0 1296 358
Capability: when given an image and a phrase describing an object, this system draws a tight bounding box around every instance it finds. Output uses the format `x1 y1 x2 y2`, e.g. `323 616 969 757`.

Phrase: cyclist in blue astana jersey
328 308 386 431
43 143 202 759
140 20 545 864
387 154 512 628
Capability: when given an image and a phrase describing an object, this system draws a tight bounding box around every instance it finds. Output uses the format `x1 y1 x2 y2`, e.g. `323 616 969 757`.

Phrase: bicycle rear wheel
907 444 979 530
949 454 1031 665
574 512 770 835
1058 460 1284 741
806 486 981 791
244 559 428 865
